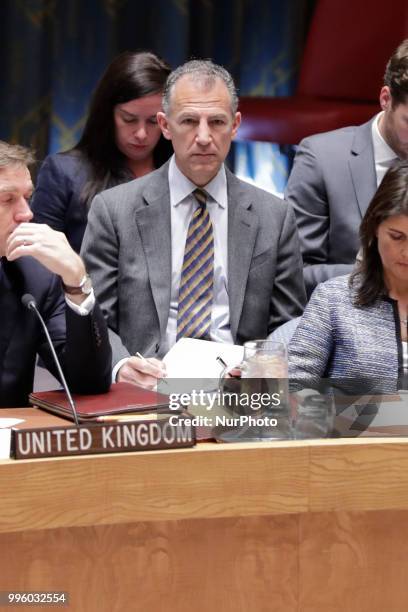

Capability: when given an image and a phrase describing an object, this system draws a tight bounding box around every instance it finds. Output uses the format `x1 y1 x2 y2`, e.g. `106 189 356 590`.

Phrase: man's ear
379 86 392 112
231 112 241 139
157 112 171 140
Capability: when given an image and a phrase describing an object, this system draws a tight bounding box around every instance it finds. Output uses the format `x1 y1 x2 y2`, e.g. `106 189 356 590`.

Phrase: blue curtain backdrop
0 0 313 190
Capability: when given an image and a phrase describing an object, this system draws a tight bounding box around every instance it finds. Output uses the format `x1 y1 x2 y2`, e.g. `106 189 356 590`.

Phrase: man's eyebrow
178 111 229 118
0 184 34 194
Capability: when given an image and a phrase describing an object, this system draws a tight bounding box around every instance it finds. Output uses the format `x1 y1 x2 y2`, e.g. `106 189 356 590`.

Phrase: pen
136 352 169 386
217 355 241 378
216 356 227 369
97 413 158 422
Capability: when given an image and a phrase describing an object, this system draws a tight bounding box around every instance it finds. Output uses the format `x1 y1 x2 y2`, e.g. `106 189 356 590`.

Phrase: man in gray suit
286 39 408 297
82 60 306 388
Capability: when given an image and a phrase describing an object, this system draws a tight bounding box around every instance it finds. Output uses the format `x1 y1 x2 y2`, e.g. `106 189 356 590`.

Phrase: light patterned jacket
288 275 404 391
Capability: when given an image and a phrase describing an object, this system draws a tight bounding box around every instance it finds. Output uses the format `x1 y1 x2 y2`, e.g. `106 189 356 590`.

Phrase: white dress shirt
165 155 233 351
65 291 95 315
372 111 399 186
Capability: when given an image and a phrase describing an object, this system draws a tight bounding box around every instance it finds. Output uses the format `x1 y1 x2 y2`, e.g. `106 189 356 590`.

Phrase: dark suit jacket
285 118 377 297
0 257 112 407
81 161 306 366
31 152 135 253
31 152 93 254
32 144 172 253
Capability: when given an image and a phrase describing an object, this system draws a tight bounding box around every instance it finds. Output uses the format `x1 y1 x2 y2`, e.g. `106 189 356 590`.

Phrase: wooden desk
1 437 408 611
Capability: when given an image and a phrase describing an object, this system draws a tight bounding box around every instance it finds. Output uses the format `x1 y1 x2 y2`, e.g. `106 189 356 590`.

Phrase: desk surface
2 435 408 534
2 411 408 611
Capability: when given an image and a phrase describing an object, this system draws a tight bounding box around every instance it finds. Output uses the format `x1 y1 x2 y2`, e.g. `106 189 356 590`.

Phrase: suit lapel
226 171 258 340
349 119 377 218
135 166 172 338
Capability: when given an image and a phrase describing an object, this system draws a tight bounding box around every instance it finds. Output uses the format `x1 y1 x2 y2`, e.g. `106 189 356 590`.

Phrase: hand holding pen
117 351 167 390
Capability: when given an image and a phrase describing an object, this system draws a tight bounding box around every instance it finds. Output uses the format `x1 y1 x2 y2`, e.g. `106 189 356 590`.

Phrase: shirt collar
372 111 399 164
168 154 227 209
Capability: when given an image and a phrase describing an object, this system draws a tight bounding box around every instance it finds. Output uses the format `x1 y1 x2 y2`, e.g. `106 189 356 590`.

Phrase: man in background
286 39 408 296
0 141 111 406
82 59 306 388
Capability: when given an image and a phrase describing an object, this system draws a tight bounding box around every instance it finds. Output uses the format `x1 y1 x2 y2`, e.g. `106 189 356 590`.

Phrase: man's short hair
384 39 408 106
162 59 239 115
0 141 35 169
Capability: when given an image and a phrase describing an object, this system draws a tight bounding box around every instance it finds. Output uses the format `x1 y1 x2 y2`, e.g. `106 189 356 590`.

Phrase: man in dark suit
82 60 306 389
0 141 112 407
286 39 408 297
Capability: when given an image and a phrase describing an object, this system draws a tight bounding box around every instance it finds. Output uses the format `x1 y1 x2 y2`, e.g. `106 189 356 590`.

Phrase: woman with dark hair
289 160 408 387
32 51 172 252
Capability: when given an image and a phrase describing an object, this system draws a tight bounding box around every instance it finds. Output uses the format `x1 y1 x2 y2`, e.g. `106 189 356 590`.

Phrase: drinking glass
216 340 291 442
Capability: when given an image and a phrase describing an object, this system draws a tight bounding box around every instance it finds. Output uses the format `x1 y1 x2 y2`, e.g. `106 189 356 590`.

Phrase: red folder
29 382 170 422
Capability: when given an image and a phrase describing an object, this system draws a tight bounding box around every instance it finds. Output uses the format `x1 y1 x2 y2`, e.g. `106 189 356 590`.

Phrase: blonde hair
0 141 35 168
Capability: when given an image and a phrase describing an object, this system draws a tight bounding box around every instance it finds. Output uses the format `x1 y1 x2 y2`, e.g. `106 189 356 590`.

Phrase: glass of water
216 340 291 442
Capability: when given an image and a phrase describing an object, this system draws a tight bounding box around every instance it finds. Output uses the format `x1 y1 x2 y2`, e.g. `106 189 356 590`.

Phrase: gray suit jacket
285 118 377 297
81 162 306 366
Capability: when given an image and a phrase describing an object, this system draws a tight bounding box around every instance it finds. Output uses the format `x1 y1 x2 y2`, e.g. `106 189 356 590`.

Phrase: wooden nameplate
12 413 195 459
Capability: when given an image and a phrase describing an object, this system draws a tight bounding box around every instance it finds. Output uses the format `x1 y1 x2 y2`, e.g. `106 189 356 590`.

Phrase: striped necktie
176 188 214 340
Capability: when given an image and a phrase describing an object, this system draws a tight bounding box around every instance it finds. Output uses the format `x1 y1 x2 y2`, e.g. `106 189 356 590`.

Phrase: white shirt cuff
65 290 95 316
112 357 130 383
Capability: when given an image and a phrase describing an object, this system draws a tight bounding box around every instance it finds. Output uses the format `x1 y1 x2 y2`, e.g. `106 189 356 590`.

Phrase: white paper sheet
163 338 244 379
0 419 24 460
0 418 25 429
160 338 244 394
0 429 12 459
